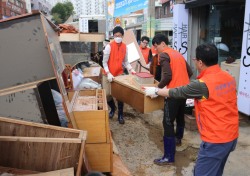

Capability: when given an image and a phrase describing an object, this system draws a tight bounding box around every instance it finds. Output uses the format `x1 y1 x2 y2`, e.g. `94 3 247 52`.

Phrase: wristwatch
155 88 159 95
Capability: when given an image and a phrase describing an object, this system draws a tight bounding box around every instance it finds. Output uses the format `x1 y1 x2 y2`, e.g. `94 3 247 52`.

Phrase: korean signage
115 17 121 26
237 0 250 115
114 0 148 17
172 4 188 60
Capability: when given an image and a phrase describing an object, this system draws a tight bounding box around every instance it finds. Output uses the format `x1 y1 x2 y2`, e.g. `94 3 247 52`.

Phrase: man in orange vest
102 26 136 124
144 43 238 175
139 36 152 69
147 34 193 165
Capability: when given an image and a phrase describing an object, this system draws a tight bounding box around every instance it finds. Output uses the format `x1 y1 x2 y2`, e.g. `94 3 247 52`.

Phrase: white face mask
114 37 122 43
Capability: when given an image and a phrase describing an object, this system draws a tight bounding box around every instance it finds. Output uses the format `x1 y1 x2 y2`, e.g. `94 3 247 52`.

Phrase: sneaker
154 157 174 166
176 138 182 146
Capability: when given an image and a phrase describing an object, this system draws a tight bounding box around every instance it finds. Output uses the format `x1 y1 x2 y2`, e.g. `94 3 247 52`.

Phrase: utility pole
147 0 155 44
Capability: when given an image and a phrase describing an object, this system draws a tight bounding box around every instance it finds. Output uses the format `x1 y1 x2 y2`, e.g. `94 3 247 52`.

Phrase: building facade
0 0 26 19
73 0 105 19
31 0 52 14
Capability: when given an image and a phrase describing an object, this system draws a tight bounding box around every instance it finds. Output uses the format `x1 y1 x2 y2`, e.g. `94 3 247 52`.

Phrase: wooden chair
62 64 73 90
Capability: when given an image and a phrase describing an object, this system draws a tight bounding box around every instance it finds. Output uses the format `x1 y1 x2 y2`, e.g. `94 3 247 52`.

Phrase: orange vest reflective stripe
194 65 239 143
163 47 189 88
108 42 126 76
140 46 150 64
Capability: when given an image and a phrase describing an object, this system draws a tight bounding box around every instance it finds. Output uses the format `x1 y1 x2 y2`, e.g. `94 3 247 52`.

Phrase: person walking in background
150 34 193 165
144 43 238 175
139 36 152 69
150 45 161 81
102 26 136 124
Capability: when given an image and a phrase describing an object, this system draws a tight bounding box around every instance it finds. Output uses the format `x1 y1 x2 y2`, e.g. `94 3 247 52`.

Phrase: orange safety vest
140 46 150 64
194 65 239 143
162 47 189 88
108 41 126 76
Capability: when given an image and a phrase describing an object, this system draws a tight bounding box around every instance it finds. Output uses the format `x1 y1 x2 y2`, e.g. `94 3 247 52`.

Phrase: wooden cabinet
70 89 113 172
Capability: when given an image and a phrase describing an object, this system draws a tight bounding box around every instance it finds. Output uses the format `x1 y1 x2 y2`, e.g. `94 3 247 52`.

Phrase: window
163 5 168 15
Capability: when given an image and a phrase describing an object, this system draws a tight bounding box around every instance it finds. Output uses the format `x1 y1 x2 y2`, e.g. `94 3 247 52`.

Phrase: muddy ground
109 104 250 176
109 104 200 176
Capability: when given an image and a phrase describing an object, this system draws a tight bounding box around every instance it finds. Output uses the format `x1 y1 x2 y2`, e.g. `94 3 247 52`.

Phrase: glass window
200 2 245 64
164 5 168 15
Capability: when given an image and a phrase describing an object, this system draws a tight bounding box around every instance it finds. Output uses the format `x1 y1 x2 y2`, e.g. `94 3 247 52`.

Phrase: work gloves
129 69 136 75
107 73 114 82
143 87 158 98
146 63 151 69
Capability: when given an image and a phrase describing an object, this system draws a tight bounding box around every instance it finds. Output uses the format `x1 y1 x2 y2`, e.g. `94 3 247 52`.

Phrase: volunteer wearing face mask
139 36 152 69
102 26 136 124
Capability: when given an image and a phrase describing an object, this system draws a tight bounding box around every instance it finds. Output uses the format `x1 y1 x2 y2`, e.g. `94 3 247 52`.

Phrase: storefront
185 0 250 115
185 0 245 64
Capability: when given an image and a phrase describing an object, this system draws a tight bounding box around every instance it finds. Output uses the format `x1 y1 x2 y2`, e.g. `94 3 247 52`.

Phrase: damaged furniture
0 116 88 175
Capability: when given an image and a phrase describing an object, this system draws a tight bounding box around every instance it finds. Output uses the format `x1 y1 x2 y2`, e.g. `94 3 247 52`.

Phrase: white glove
144 87 158 98
146 63 150 69
129 69 136 75
107 73 114 82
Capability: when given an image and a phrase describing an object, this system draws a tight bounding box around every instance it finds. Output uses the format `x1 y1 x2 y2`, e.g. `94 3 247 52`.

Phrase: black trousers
155 65 161 82
163 98 186 137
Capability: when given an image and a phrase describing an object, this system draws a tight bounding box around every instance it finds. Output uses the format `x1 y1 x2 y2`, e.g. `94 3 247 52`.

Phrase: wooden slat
0 116 84 135
0 136 82 143
0 117 87 173
0 77 56 96
0 166 39 175
21 167 74 176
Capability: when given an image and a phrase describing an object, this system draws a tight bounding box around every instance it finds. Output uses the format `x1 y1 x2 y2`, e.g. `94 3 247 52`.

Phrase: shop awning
185 0 226 8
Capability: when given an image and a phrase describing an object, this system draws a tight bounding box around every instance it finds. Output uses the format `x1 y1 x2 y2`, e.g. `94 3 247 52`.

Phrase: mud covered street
109 104 250 176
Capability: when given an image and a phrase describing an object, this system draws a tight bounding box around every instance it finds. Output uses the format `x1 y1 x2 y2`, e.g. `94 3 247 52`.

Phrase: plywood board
123 30 149 73
0 14 55 90
73 111 107 143
85 142 113 173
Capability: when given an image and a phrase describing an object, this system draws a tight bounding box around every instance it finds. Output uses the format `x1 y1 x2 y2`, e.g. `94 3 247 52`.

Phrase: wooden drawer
111 75 164 113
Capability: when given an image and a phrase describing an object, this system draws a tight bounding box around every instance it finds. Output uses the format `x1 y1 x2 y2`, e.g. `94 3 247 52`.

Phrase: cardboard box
221 59 241 90
184 114 198 131
111 75 164 113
